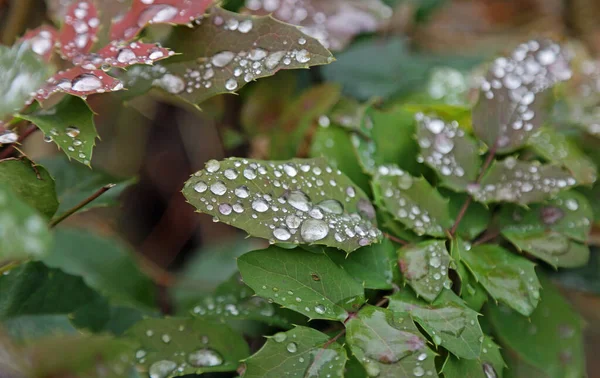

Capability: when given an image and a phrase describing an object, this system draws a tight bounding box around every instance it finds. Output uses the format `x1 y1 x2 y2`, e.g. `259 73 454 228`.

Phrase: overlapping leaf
487 274 585 378
473 39 572 152
389 290 483 360
183 157 380 252
397 240 452 302
372 164 452 237
126 318 249 376
346 306 436 378
467 158 576 205
441 336 505 378
461 245 540 316
238 247 365 321
19 26 59 62
415 113 481 191
244 326 347 377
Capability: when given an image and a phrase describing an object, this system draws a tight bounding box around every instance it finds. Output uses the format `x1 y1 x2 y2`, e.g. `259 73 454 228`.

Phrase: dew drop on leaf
300 219 329 242
188 348 224 367
314 304 326 314
273 332 287 342
149 360 177 378
286 342 298 353
71 73 103 92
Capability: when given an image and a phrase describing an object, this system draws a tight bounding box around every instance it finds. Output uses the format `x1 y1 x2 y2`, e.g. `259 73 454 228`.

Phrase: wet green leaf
372 164 452 237
126 318 249 376
487 274 585 378
528 127 597 185
18 96 97 166
398 240 452 302
469 158 576 205
3 314 76 342
238 246 365 321
0 184 52 262
346 305 436 377
183 157 381 252
472 40 571 153
450 238 489 311
461 245 540 316
244 326 347 378
0 158 58 219
441 335 505 378
389 289 483 359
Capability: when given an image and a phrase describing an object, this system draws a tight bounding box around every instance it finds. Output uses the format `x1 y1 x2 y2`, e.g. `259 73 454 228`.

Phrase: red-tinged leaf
59 1 100 60
19 26 59 62
109 0 214 41
33 67 124 102
78 41 174 70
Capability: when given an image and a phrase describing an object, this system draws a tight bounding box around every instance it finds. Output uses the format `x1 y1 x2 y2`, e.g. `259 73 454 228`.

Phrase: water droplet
72 73 102 92
433 335 442 345
286 342 298 353
541 206 564 225
161 334 171 343
238 19 253 33
287 190 311 212
252 199 269 212
194 182 208 193
138 4 178 26
295 49 310 63
117 48 136 63
188 348 224 367
249 48 267 61
235 185 250 198
426 119 445 134
273 332 287 342
434 134 454 154
225 78 238 91
65 126 80 138
243 168 257 179
413 366 425 377
223 168 238 180
135 349 147 359
314 304 326 314
149 360 177 378
210 181 227 196
265 51 286 69
219 203 232 215
206 159 221 172
301 219 329 242
317 199 343 214
417 353 427 361
153 73 185 94
482 363 498 378
273 227 291 241
565 198 579 211
283 163 298 177
0 131 18 144
429 256 441 268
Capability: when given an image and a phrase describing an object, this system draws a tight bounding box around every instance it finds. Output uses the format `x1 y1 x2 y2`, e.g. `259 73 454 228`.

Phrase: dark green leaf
126 318 249 376
389 289 483 359
372 165 452 237
183 157 381 252
17 96 98 166
43 228 155 308
468 158 576 205
0 158 58 219
487 274 585 378
243 326 347 378
4 315 76 342
346 305 436 377
398 240 452 302
238 246 365 321
444 190 490 240
450 238 489 311
503 232 589 269
441 335 505 378
461 245 540 316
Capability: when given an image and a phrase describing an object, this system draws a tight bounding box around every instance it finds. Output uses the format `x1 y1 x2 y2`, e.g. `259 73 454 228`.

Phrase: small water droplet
149 360 177 378
161 334 171 343
206 159 221 172
65 126 80 138
413 366 425 377
314 304 326 314
273 227 291 241
482 363 498 378
194 181 208 193
225 78 238 91
235 185 250 198
273 332 287 342
286 342 298 353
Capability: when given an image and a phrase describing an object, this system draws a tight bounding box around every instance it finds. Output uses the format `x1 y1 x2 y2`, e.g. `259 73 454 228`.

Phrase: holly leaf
122 7 333 105
389 289 483 360
373 165 452 237
243 326 347 377
528 126 597 185
79 41 174 70
398 240 452 302
0 42 53 120
461 245 540 316
441 336 505 378
0 158 58 219
126 318 249 376
18 95 97 166
59 1 100 60
33 66 124 102
19 25 59 62
468 158 576 205
487 273 585 378
346 305 437 378
0 184 52 262
415 113 481 191
473 40 572 153
182 157 380 252
237 246 365 321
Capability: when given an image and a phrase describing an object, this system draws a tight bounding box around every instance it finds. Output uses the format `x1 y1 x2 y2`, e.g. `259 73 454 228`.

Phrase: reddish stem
383 232 408 246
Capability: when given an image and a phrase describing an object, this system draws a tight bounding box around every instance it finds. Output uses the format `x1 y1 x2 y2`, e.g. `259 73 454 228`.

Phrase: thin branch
473 229 501 246
0 125 37 160
383 232 409 246
49 184 116 228
374 297 389 308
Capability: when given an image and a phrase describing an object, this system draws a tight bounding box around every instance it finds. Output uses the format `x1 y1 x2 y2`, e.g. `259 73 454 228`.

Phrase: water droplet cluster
399 241 451 300
32 66 124 101
191 292 283 323
60 1 99 60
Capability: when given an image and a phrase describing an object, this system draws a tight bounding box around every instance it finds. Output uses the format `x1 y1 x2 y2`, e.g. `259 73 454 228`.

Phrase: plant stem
473 229 501 246
49 184 116 228
0 124 37 160
383 232 408 246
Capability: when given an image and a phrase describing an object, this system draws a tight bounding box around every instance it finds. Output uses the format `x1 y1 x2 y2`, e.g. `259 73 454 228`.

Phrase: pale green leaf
243 326 347 378
182 157 381 252
346 305 436 378
4 315 77 342
441 336 505 378
237 246 365 321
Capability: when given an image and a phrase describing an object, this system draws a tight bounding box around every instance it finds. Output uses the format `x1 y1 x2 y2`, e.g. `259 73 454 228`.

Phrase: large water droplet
273 332 287 342
117 48 136 63
426 119 445 134
219 203 232 215
138 4 178 26
225 78 238 91
188 348 224 367
286 342 298 353
314 304 326 314
238 19 253 33
206 159 221 172
194 181 208 193
295 49 310 63
72 73 102 92
65 126 80 138
210 181 227 196
265 51 286 69
273 227 291 241
285 214 302 229
252 199 269 213
300 219 329 242
316 199 344 214
154 73 185 94
413 366 425 377
287 190 311 212
565 198 579 211
149 360 177 378
434 134 454 154
235 185 250 198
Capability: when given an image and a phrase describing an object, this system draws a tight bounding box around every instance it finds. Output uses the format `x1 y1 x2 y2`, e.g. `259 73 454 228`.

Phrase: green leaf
528 127 597 185
0 184 52 262
415 113 481 191
487 273 585 378
126 318 249 376
450 238 489 311
0 158 58 219
124 7 333 105
0 262 103 319
182 157 381 253
441 336 505 378
444 190 490 240
472 40 571 153
243 326 347 378
461 245 540 316
346 305 437 377
389 289 483 359
18 96 97 165
43 228 155 308
398 240 452 302
468 158 576 205
3 314 77 342
237 246 365 321
0 42 52 120
40 155 134 215
324 238 397 290
372 164 452 237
